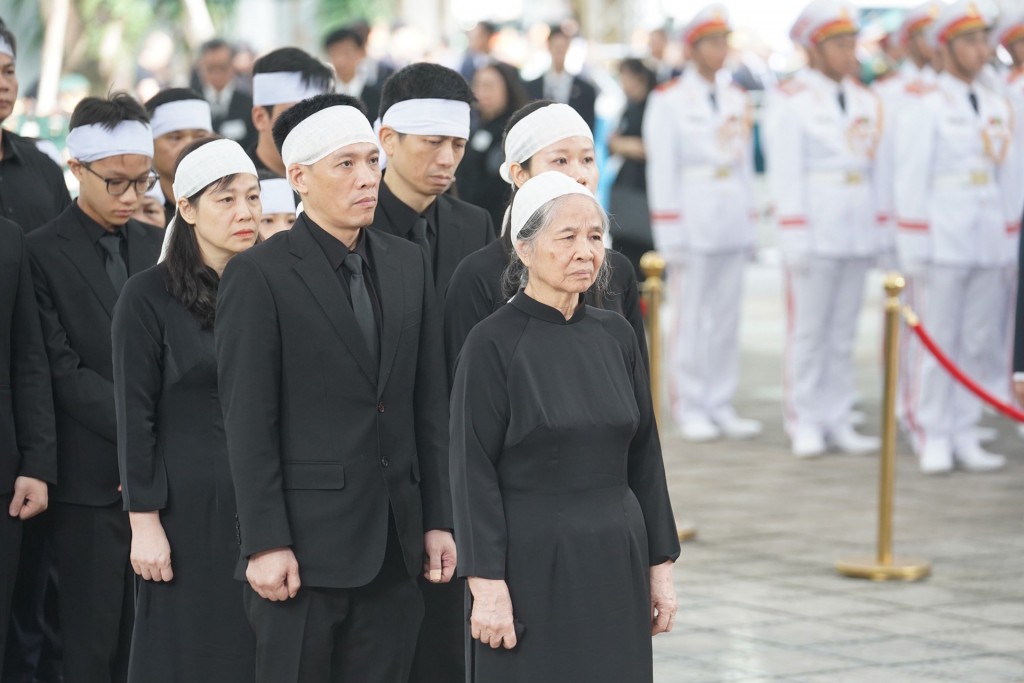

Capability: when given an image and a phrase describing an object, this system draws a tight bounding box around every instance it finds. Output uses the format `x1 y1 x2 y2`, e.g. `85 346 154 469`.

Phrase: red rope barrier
903 308 1024 423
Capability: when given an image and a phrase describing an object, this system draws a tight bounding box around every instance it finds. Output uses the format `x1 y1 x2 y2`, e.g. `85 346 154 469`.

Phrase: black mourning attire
25 203 163 683
455 114 511 229
215 213 450 682
112 265 256 682
444 239 649 381
0 218 57 667
451 291 679 682
609 95 654 278
0 131 71 233
372 178 494 682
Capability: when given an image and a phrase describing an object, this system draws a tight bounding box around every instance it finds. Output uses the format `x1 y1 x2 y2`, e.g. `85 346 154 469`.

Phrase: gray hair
501 194 611 299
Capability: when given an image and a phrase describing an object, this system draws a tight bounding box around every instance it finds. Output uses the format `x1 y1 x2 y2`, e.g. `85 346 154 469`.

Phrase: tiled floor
652 263 1024 682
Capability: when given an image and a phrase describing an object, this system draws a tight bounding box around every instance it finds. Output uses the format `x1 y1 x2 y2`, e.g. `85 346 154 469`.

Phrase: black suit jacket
526 73 598 132
372 187 495 298
216 216 451 589
358 82 383 124
26 207 163 506
0 219 56 495
212 89 258 150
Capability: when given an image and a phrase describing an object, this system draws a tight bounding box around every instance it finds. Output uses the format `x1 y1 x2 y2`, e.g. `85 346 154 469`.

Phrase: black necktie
709 91 718 112
837 91 846 114
411 216 431 254
343 253 378 366
969 92 979 115
98 233 128 293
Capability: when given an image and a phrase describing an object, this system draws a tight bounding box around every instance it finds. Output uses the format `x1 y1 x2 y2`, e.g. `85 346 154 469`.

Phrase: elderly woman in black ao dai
450 171 680 682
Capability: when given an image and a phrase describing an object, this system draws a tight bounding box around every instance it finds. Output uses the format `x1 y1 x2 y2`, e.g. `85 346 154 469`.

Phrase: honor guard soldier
764 0 884 458
643 5 762 442
894 0 1019 474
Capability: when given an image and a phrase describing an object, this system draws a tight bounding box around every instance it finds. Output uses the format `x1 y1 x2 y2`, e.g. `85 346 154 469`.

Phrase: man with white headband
216 93 453 682
256 172 297 240
0 19 71 234
895 0 1016 474
764 0 883 458
644 4 761 443
373 61 494 683
247 47 333 177
144 88 213 224
25 93 163 683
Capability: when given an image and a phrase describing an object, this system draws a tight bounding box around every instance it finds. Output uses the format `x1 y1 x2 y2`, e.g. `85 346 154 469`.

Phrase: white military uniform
765 63 884 446
895 64 1019 466
644 64 756 433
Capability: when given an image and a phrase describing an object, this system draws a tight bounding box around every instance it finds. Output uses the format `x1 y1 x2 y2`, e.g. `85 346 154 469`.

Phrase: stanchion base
676 521 698 543
835 557 931 582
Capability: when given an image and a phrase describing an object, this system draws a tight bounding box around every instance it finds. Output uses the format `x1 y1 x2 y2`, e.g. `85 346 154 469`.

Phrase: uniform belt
806 169 867 185
679 165 734 181
931 171 992 187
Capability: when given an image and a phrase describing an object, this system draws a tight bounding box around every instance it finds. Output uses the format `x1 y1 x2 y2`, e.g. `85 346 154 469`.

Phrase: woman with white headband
112 136 259 681
444 101 648 379
451 171 679 681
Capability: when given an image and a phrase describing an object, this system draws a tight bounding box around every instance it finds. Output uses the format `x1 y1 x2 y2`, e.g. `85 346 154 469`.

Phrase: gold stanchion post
836 274 930 581
640 251 697 544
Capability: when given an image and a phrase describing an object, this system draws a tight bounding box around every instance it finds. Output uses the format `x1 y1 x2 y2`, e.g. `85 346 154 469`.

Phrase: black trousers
244 528 423 683
53 502 133 683
408 577 465 683
0 493 22 668
3 511 62 683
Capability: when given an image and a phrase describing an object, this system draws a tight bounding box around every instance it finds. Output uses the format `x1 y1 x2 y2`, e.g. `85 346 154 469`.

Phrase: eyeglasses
80 163 158 197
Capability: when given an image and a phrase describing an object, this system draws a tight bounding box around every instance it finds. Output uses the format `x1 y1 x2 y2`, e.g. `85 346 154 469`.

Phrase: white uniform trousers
666 250 747 423
906 265 1007 452
784 257 874 436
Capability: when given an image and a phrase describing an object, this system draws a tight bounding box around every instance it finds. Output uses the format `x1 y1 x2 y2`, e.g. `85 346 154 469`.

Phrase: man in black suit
324 27 383 122
0 217 56 668
458 21 497 83
374 62 494 682
197 39 258 149
376 63 495 297
216 93 454 682
247 48 334 177
525 25 599 132
26 94 164 683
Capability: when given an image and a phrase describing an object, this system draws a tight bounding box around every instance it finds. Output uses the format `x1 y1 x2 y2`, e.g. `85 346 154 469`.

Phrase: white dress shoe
712 410 763 440
792 428 826 458
830 425 880 455
953 435 1006 472
680 416 721 442
919 438 954 474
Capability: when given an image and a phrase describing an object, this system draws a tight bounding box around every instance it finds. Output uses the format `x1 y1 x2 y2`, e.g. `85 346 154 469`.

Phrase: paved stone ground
652 262 1024 682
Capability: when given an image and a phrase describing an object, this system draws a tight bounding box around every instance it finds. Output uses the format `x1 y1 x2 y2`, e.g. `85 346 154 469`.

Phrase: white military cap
992 11 1024 49
898 1 941 45
790 0 859 48
926 0 991 49
683 4 731 45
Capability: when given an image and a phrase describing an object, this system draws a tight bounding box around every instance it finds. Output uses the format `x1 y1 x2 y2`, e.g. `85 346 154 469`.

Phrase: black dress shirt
72 201 129 271
377 179 440 273
0 131 72 232
304 213 382 338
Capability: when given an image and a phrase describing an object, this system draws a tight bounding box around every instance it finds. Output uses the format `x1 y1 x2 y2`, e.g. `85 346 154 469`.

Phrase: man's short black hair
199 38 235 57
271 93 367 154
0 19 16 58
69 92 149 131
144 88 206 115
252 47 333 92
323 26 366 51
548 25 568 41
379 63 474 119
476 21 498 37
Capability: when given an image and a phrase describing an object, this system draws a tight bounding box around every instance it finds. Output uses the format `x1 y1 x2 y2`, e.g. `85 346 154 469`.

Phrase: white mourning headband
259 178 297 215
0 37 13 59
510 171 597 242
380 99 471 140
150 99 213 138
499 103 593 184
66 121 154 163
145 180 165 204
159 139 258 262
252 71 329 107
281 105 378 172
